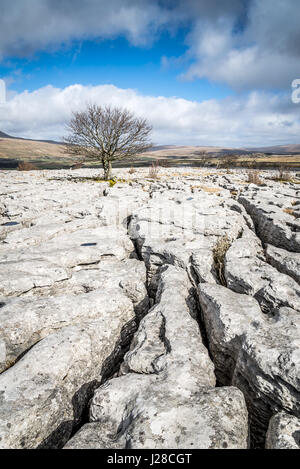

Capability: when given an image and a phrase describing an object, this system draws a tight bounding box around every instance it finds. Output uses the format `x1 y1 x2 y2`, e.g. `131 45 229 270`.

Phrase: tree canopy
64 104 152 179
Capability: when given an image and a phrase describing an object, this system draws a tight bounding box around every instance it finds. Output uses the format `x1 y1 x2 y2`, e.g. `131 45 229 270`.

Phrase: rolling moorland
1 130 300 170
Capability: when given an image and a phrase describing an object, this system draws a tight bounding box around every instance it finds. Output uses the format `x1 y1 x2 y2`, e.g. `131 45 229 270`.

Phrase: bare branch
63 104 152 178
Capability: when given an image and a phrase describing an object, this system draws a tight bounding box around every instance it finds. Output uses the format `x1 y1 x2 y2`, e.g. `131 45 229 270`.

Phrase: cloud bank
181 0 300 90
1 83 299 147
0 0 170 57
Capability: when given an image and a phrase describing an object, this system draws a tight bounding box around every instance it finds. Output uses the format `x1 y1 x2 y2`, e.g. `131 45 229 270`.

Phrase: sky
0 0 300 147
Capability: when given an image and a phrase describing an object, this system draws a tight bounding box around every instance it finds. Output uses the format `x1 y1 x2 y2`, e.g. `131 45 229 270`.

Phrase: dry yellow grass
198 185 221 193
1 135 300 171
213 235 232 286
0 137 70 160
283 208 297 218
166 171 194 177
213 154 300 170
190 185 221 195
144 145 223 160
247 170 263 185
17 161 38 171
148 161 160 179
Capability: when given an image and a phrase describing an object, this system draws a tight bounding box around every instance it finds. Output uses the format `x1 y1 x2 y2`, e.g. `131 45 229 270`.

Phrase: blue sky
0 0 300 146
1 32 232 102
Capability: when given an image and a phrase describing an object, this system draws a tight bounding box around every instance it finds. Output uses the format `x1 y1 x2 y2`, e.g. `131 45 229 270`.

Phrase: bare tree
64 104 152 179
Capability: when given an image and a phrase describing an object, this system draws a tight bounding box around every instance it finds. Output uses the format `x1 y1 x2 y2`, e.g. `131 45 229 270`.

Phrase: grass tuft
148 161 160 179
213 234 231 286
247 170 263 185
17 161 38 171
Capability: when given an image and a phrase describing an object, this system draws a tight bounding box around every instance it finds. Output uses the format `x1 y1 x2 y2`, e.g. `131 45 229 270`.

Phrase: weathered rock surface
197 283 300 447
0 225 138 299
1 168 300 449
0 313 136 448
22 258 149 318
64 422 127 449
238 187 300 252
225 231 300 313
0 259 70 296
128 192 250 295
266 412 300 449
0 226 134 266
0 288 134 373
66 266 249 449
67 385 248 449
0 170 149 448
265 244 300 285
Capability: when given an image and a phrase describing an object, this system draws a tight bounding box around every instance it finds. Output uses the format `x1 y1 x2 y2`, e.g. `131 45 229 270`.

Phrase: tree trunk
102 159 112 180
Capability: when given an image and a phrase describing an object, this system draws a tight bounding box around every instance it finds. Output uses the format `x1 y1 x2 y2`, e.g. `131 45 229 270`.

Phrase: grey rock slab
120 310 167 374
0 226 134 267
190 249 217 284
197 282 265 385
120 265 215 385
2 218 101 247
225 235 300 313
233 308 300 446
24 258 149 319
0 176 148 249
223 199 255 231
95 189 149 227
84 377 248 449
64 422 127 449
266 412 300 449
265 244 300 285
197 283 300 447
238 190 300 252
67 266 249 449
0 259 71 296
128 194 247 295
0 308 136 448
0 288 133 373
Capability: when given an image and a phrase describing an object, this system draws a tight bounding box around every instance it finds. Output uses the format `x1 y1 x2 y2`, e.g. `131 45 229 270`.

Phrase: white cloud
0 80 6 103
181 0 300 90
0 0 171 58
1 83 299 147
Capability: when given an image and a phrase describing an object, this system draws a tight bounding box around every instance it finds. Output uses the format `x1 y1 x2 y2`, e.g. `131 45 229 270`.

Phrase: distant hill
0 130 62 144
0 134 75 169
1 130 300 154
0 131 299 170
0 131 15 139
245 144 300 154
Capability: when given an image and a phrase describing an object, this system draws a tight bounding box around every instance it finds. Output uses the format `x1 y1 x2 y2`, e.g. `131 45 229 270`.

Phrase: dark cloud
181 0 300 89
0 0 299 90
0 0 171 57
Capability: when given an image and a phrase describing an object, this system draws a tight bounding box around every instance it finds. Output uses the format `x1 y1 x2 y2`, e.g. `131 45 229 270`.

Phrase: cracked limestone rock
197 282 300 447
225 232 300 313
0 288 134 373
238 188 300 252
265 244 300 285
128 194 248 295
0 303 137 449
265 412 300 449
66 265 249 449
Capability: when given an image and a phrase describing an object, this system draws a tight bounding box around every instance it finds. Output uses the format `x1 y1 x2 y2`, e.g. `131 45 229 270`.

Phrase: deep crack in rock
0 168 299 449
